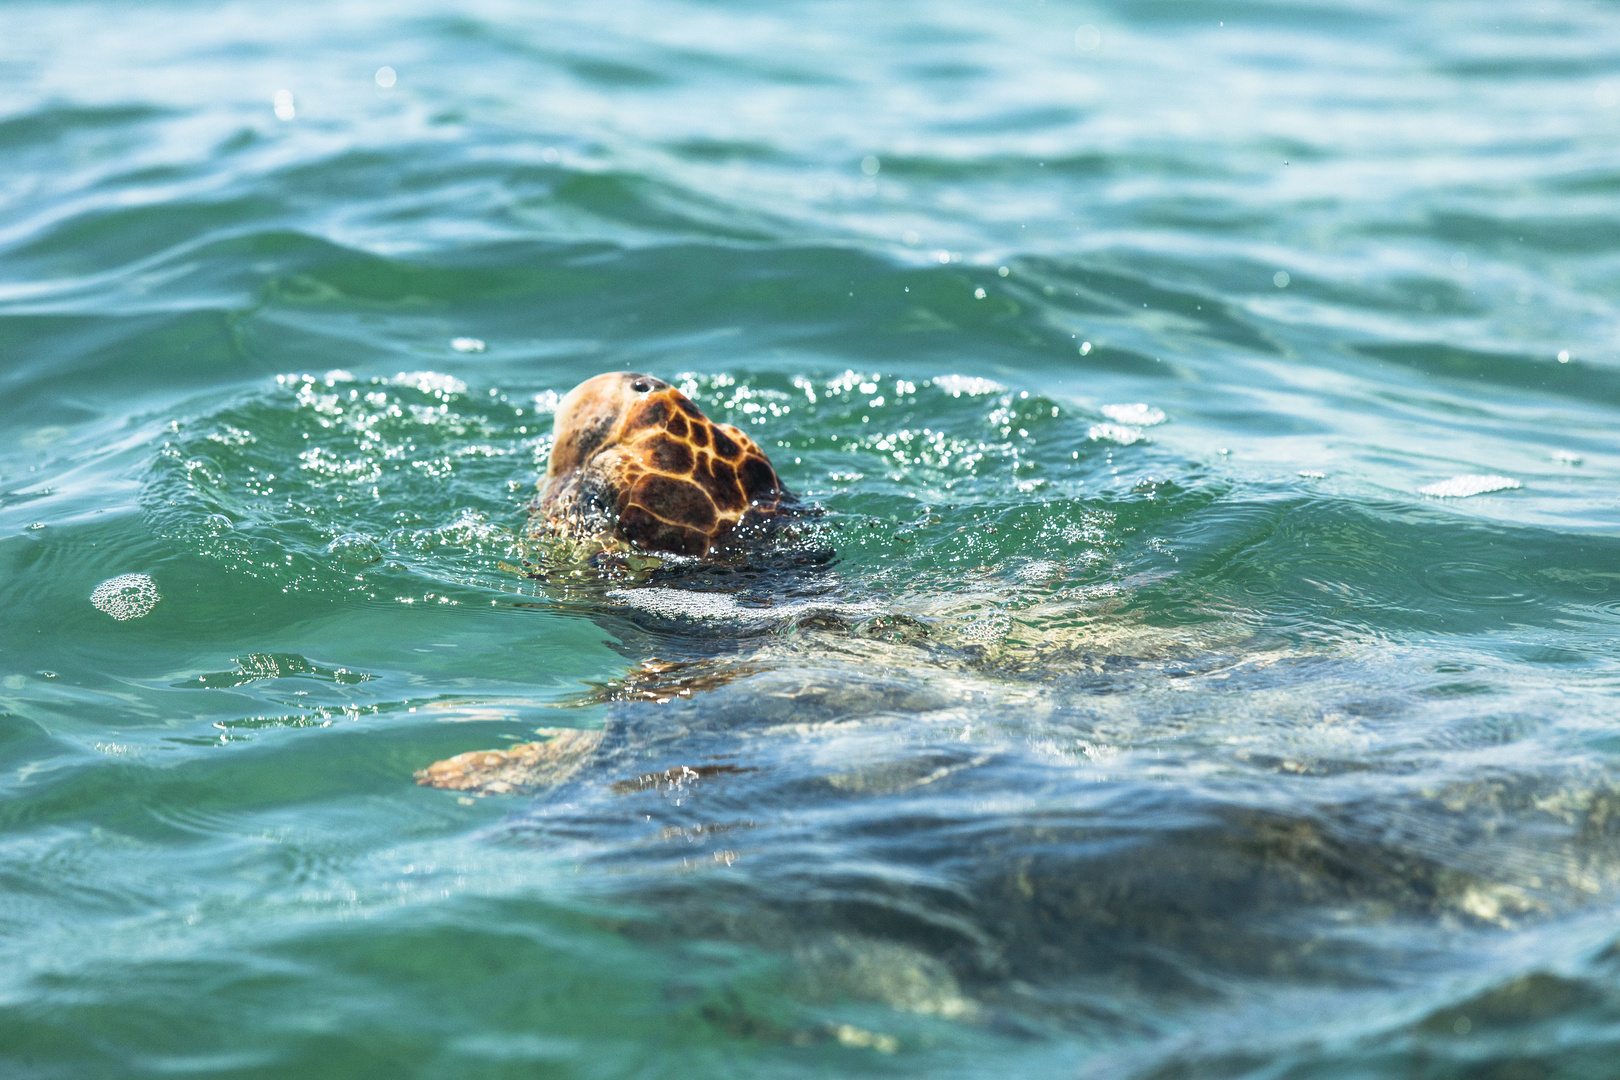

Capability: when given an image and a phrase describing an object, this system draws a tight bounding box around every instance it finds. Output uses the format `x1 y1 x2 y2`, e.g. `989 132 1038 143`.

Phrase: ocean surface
3 1 1620 1076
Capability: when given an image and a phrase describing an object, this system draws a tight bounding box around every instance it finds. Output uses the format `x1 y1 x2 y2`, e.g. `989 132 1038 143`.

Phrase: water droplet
273 89 295 121
1557 350 1570 363
974 287 987 299
1079 341 1092 355
1273 271 1291 288
375 66 396 88
998 266 1010 277
860 155 881 176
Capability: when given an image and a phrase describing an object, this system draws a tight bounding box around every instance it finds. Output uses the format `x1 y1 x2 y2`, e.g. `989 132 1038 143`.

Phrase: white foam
90 574 161 621
1100 403 1166 426
1087 423 1145 446
932 375 1005 397
393 371 467 396
1418 474 1520 498
607 587 879 629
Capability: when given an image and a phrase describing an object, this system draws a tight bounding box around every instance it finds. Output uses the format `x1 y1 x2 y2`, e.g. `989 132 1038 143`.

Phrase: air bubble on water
326 534 383 564
1418 475 1520 498
541 147 561 163
1080 341 1092 355
974 287 987 299
451 337 485 353
90 574 161 621
860 155 881 176
1100 403 1166 426
273 90 295 121
204 513 234 532
998 266 1010 277
1074 24 1102 51
902 230 920 246
375 66 396 88
1557 350 1570 364
1088 423 1145 446
1273 271 1290 288
933 250 951 264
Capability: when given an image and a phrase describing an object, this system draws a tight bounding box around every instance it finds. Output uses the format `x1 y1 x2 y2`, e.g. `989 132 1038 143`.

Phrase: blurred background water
3 1 1620 1076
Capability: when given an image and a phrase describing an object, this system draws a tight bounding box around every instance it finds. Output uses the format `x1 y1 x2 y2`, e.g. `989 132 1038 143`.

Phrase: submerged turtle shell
532 372 793 557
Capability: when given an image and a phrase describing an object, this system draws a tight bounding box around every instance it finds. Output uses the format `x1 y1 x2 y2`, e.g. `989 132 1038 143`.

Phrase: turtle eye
631 379 652 393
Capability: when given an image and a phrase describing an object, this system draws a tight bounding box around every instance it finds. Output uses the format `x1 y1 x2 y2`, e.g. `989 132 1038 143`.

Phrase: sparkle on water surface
2 1 1620 1078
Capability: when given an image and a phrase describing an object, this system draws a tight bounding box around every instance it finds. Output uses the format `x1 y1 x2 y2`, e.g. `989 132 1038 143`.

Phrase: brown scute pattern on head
533 371 793 557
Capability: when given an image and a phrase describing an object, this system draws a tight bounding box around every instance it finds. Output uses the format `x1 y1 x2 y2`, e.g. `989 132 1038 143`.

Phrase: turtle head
546 371 673 484
538 371 793 557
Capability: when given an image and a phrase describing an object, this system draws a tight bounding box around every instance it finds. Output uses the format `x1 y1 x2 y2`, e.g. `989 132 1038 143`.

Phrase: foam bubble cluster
607 587 879 629
90 574 161 621
1419 475 1521 498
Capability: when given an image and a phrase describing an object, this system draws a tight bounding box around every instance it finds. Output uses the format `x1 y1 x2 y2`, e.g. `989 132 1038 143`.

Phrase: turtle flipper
415 727 604 795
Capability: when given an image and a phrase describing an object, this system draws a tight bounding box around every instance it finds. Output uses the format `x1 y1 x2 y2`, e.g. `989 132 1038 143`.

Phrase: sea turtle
410 374 1598 1035
529 371 794 558
421 369 824 792
417 370 1255 795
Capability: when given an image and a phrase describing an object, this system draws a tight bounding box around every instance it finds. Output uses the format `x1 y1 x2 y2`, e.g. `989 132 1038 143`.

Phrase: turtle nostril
631 379 652 393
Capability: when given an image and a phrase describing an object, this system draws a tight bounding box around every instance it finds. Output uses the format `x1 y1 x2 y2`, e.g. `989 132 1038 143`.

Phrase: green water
4 1 1620 1076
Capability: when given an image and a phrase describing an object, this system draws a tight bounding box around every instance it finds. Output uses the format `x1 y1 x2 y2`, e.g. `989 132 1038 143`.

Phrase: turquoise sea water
4 1 1620 1076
